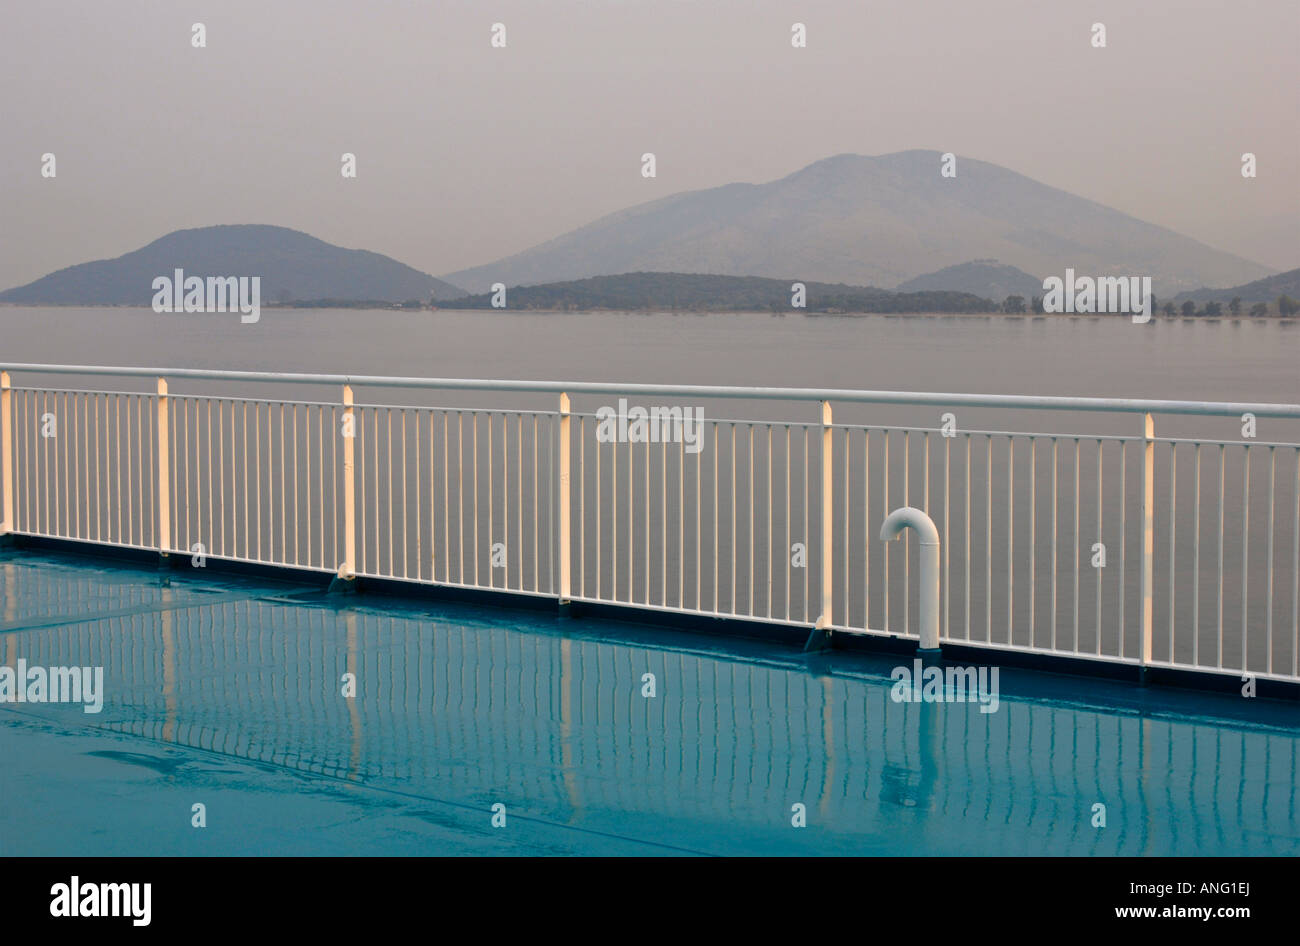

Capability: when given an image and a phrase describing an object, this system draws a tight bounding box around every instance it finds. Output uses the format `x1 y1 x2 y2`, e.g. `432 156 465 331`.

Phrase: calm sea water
0 306 1296 404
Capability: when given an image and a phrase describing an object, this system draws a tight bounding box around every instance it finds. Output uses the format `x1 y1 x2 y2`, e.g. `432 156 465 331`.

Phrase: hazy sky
2 0 1296 290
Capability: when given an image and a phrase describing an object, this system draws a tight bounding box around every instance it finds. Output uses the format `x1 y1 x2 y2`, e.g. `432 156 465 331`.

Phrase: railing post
0 372 12 536
557 392 572 610
156 377 170 558
337 384 357 585
1140 412 1155 675
819 400 834 631
803 400 835 652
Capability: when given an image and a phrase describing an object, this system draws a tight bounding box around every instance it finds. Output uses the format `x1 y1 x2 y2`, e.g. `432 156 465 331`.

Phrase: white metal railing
2 363 1299 683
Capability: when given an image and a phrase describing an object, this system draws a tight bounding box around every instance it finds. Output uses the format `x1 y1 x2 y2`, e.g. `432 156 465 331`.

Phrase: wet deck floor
1 551 1297 856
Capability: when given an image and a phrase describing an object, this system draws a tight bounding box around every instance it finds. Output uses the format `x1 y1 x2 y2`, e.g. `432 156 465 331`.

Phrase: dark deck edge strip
6 533 1297 703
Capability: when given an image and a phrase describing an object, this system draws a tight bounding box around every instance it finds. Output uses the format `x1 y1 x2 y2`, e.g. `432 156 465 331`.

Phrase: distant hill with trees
0 225 467 305
896 259 1043 300
444 272 997 313
1171 267 1300 307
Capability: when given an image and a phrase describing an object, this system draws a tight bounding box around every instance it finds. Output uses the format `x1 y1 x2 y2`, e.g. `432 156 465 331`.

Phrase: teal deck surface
1 552 1297 856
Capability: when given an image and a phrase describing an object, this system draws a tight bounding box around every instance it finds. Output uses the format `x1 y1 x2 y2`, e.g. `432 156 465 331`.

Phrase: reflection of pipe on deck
879 507 940 655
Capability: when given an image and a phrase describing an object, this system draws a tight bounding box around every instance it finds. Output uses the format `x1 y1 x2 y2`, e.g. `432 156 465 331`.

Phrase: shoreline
1 302 1297 323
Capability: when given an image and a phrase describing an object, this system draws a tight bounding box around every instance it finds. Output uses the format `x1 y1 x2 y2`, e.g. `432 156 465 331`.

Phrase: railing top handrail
2 362 1299 418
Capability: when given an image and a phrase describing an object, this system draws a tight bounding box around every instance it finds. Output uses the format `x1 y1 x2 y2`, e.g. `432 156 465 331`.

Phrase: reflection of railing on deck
2 561 1295 856
1 364 1299 682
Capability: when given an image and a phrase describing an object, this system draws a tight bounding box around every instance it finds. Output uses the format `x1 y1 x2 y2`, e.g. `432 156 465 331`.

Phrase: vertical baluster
1074 437 1081 650
0 372 12 536
402 408 409 579
865 429 872 631
442 411 450 583
1119 439 1127 656
1241 446 1251 671
522 413 527 592
1008 436 1015 645
595 412 602 598
665 423 671 608
1192 443 1201 667
695 422 702 612
964 433 971 640
732 424 738 614
1265 446 1275 675
842 427 849 627
388 407 396 577
1050 437 1058 651
945 430 951 642
1292 448 1299 678
1097 440 1105 656
681 429 686 611
612 414 618 599
904 429 910 633
803 426 809 623
1216 444 1225 669
295 402 302 567
985 433 992 642
472 411 479 585
786 425 791 621
1168 441 1177 662
532 414 538 592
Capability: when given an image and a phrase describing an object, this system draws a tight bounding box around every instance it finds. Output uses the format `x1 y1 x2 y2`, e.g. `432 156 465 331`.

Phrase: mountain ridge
1171 267 1300 305
444 150 1272 295
0 225 466 305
